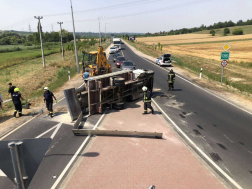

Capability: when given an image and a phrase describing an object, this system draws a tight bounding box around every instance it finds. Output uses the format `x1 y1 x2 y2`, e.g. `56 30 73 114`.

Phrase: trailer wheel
114 77 125 86
113 101 125 110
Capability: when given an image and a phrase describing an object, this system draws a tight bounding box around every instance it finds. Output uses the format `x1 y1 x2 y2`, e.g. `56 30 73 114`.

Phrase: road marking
124 43 252 116
152 98 242 189
35 125 58 138
224 135 234 143
50 122 62 139
0 116 38 141
0 169 6 177
51 112 106 189
121 49 124 57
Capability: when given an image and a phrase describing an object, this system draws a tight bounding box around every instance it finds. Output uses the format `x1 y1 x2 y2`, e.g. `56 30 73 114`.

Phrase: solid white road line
140 55 252 116
152 99 242 189
35 125 58 139
0 169 6 177
0 116 38 141
50 113 106 189
50 122 62 139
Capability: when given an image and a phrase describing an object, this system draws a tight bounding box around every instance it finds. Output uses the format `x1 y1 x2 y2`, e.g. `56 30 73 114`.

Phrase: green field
195 25 252 36
0 48 60 69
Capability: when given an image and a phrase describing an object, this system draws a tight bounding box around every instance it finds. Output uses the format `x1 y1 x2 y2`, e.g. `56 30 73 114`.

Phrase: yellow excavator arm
88 46 112 76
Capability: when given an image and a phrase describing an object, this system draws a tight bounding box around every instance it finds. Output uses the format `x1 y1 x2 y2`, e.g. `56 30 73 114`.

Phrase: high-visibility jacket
167 72 175 83
143 91 152 103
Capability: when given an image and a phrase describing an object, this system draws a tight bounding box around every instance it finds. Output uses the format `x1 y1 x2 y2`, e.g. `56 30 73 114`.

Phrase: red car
116 56 126 68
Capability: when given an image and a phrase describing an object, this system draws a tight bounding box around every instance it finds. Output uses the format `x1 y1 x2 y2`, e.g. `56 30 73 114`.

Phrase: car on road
109 47 117 54
121 61 136 70
116 56 126 68
114 46 119 52
156 54 172 66
113 53 121 62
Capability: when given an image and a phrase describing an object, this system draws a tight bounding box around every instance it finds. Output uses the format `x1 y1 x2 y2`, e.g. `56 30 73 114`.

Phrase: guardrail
3 99 12 103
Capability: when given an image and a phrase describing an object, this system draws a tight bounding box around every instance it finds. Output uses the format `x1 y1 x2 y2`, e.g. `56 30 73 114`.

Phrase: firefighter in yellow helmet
12 88 24 117
142 86 154 114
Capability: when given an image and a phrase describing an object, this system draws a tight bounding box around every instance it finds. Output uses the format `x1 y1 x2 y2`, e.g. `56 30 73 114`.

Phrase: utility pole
51 24 54 32
28 23 31 32
57 22 64 59
34 16 45 68
70 0 80 73
98 16 104 46
105 23 109 48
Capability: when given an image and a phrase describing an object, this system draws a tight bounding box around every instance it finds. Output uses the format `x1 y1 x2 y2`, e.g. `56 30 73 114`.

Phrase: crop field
163 40 252 63
136 33 252 45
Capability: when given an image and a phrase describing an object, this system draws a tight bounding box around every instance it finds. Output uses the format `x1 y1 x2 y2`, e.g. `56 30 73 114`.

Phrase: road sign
222 43 231 51
221 60 228 67
220 52 230 60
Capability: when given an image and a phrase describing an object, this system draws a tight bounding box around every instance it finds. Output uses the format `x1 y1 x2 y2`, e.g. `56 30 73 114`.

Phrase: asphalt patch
217 143 228 150
210 153 222 162
193 129 201 136
196 125 204 130
179 114 186 118
213 124 217 127
239 142 245 145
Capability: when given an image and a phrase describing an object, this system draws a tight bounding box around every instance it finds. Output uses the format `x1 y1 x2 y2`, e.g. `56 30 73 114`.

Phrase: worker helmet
170 69 173 72
44 87 49 91
14 88 19 92
142 86 148 92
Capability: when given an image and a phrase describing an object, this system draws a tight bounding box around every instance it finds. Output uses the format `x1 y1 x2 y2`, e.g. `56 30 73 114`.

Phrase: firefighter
142 86 154 114
43 87 57 118
167 69 176 90
12 88 24 117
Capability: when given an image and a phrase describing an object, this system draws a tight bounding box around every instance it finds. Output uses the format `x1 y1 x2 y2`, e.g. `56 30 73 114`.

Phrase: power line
65 0 211 23
43 0 160 17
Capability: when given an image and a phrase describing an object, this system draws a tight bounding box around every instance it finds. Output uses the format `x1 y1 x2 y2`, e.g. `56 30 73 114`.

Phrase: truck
113 38 122 50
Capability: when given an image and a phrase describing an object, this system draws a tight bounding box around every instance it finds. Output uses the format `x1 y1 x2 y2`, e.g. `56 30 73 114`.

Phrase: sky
0 0 252 33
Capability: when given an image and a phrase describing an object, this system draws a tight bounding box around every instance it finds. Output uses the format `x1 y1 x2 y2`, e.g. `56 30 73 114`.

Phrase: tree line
0 29 74 46
144 18 252 36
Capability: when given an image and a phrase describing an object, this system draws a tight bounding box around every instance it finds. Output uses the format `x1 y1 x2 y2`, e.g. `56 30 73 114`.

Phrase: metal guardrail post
8 142 25 189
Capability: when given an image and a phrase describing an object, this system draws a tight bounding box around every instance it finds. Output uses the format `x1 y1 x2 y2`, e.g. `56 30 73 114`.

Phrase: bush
223 28 230 36
24 42 33 46
210 30 215 36
232 28 243 35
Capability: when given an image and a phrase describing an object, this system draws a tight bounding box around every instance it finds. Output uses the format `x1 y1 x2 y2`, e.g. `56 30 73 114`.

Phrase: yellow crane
84 46 112 76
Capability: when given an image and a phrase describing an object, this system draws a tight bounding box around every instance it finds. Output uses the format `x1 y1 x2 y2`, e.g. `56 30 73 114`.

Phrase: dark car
116 56 126 68
113 53 121 62
121 61 136 70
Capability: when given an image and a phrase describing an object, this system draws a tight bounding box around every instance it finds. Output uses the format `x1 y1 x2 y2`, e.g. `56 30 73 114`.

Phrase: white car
109 47 117 54
156 54 172 66
114 46 119 52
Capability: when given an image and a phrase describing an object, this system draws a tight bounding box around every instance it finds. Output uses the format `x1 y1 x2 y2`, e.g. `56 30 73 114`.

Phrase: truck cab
113 38 122 50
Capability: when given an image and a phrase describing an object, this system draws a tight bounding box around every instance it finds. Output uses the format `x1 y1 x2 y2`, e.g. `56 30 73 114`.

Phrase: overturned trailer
64 69 154 122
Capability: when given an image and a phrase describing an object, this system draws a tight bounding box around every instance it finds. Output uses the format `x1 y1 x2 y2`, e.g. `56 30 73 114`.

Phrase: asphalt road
0 94 103 189
1 45 252 189
113 43 252 189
